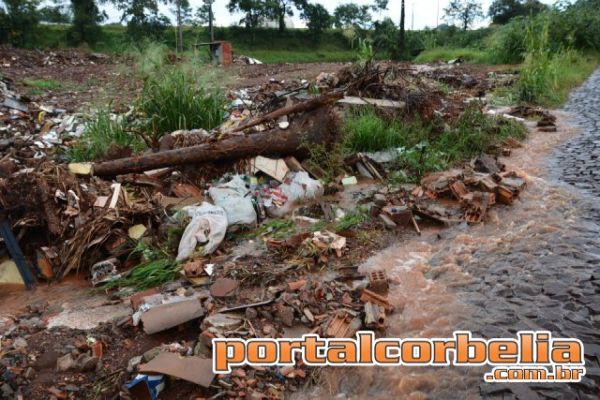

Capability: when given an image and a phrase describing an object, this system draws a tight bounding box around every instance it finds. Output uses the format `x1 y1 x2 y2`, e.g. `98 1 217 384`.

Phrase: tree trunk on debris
92 108 340 177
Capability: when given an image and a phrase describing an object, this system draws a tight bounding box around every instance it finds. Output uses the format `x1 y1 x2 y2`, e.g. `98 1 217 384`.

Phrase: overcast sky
100 0 558 30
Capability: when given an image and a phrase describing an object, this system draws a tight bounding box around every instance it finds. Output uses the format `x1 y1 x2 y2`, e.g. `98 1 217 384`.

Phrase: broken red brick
287 280 307 291
92 341 103 359
360 289 393 312
172 183 204 198
325 310 362 338
496 185 514 205
209 278 239 298
450 181 469 201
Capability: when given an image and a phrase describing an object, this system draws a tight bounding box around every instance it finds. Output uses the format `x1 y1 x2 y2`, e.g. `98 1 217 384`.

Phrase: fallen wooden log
226 91 343 134
89 107 339 177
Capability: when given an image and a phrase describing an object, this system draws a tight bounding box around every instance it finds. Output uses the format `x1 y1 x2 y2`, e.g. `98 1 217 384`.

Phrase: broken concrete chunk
364 302 386 328
201 313 243 332
140 298 205 334
472 154 501 174
139 352 215 388
56 354 76 372
379 213 397 230
368 270 389 294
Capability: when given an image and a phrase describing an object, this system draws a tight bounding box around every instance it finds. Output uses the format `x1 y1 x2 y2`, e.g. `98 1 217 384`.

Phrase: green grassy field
36 24 358 64
414 47 492 64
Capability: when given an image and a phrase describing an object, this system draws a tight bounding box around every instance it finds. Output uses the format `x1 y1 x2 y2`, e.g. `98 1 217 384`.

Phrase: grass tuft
344 107 406 153
69 108 145 161
103 243 180 291
23 78 63 91
139 68 226 142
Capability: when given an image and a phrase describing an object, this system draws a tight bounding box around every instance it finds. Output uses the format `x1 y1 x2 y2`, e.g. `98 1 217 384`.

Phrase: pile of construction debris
0 58 547 399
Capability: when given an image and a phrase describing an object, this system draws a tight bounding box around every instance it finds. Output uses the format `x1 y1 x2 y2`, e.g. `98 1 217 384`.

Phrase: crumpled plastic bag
209 175 257 227
175 203 228 262
266 171 324 217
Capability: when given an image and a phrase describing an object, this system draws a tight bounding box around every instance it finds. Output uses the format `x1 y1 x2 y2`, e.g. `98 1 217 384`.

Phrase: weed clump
104 243 180 292
344 108 406 152
69 108 145 162
139 69 226 143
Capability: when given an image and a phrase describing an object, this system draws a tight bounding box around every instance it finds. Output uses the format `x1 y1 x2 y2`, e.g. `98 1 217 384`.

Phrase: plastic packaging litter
125 374 165 400
265 171 324 217
208 175 257 227
175 203 228 262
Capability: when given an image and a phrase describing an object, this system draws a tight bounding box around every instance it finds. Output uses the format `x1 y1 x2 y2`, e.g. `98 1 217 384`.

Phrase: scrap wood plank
338 96 406 109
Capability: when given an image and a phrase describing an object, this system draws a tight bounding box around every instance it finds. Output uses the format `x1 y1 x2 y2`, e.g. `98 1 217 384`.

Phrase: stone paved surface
556 69 600 197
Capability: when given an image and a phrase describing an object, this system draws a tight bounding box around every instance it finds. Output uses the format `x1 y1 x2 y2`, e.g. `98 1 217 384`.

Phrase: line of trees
2 0 596 56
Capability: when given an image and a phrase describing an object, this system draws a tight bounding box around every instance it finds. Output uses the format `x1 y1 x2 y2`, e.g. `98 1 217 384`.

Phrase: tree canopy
489 0 548 24
333 3 372 29
444 0 484 30
301 3 331 40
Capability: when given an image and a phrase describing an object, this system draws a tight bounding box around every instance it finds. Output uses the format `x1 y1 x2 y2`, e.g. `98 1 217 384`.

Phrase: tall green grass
517 21 556 104
139 69 226 142
69 108 145 161
341 105 527 182
516 18 599 107
344 108 406 152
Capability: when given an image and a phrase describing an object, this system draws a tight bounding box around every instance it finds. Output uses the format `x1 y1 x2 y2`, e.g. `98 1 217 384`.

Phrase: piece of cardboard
251 156 290 182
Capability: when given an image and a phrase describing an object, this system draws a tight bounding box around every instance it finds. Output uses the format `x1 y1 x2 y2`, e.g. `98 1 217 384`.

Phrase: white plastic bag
209 175 257 227
176 202 228 262
267 171 324 218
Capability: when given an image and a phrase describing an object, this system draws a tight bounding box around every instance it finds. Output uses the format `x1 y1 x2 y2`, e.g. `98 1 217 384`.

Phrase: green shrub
517 19 556 104
486 18 528 64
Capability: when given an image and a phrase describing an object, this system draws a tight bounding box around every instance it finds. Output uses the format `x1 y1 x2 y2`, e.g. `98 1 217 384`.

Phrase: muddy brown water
302 69 600 400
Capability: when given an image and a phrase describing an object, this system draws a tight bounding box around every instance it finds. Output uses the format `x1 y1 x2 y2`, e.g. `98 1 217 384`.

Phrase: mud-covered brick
367 270 389 294
500 176 527 195
496 185 514 205
465 205 485 224
450 180 469 201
